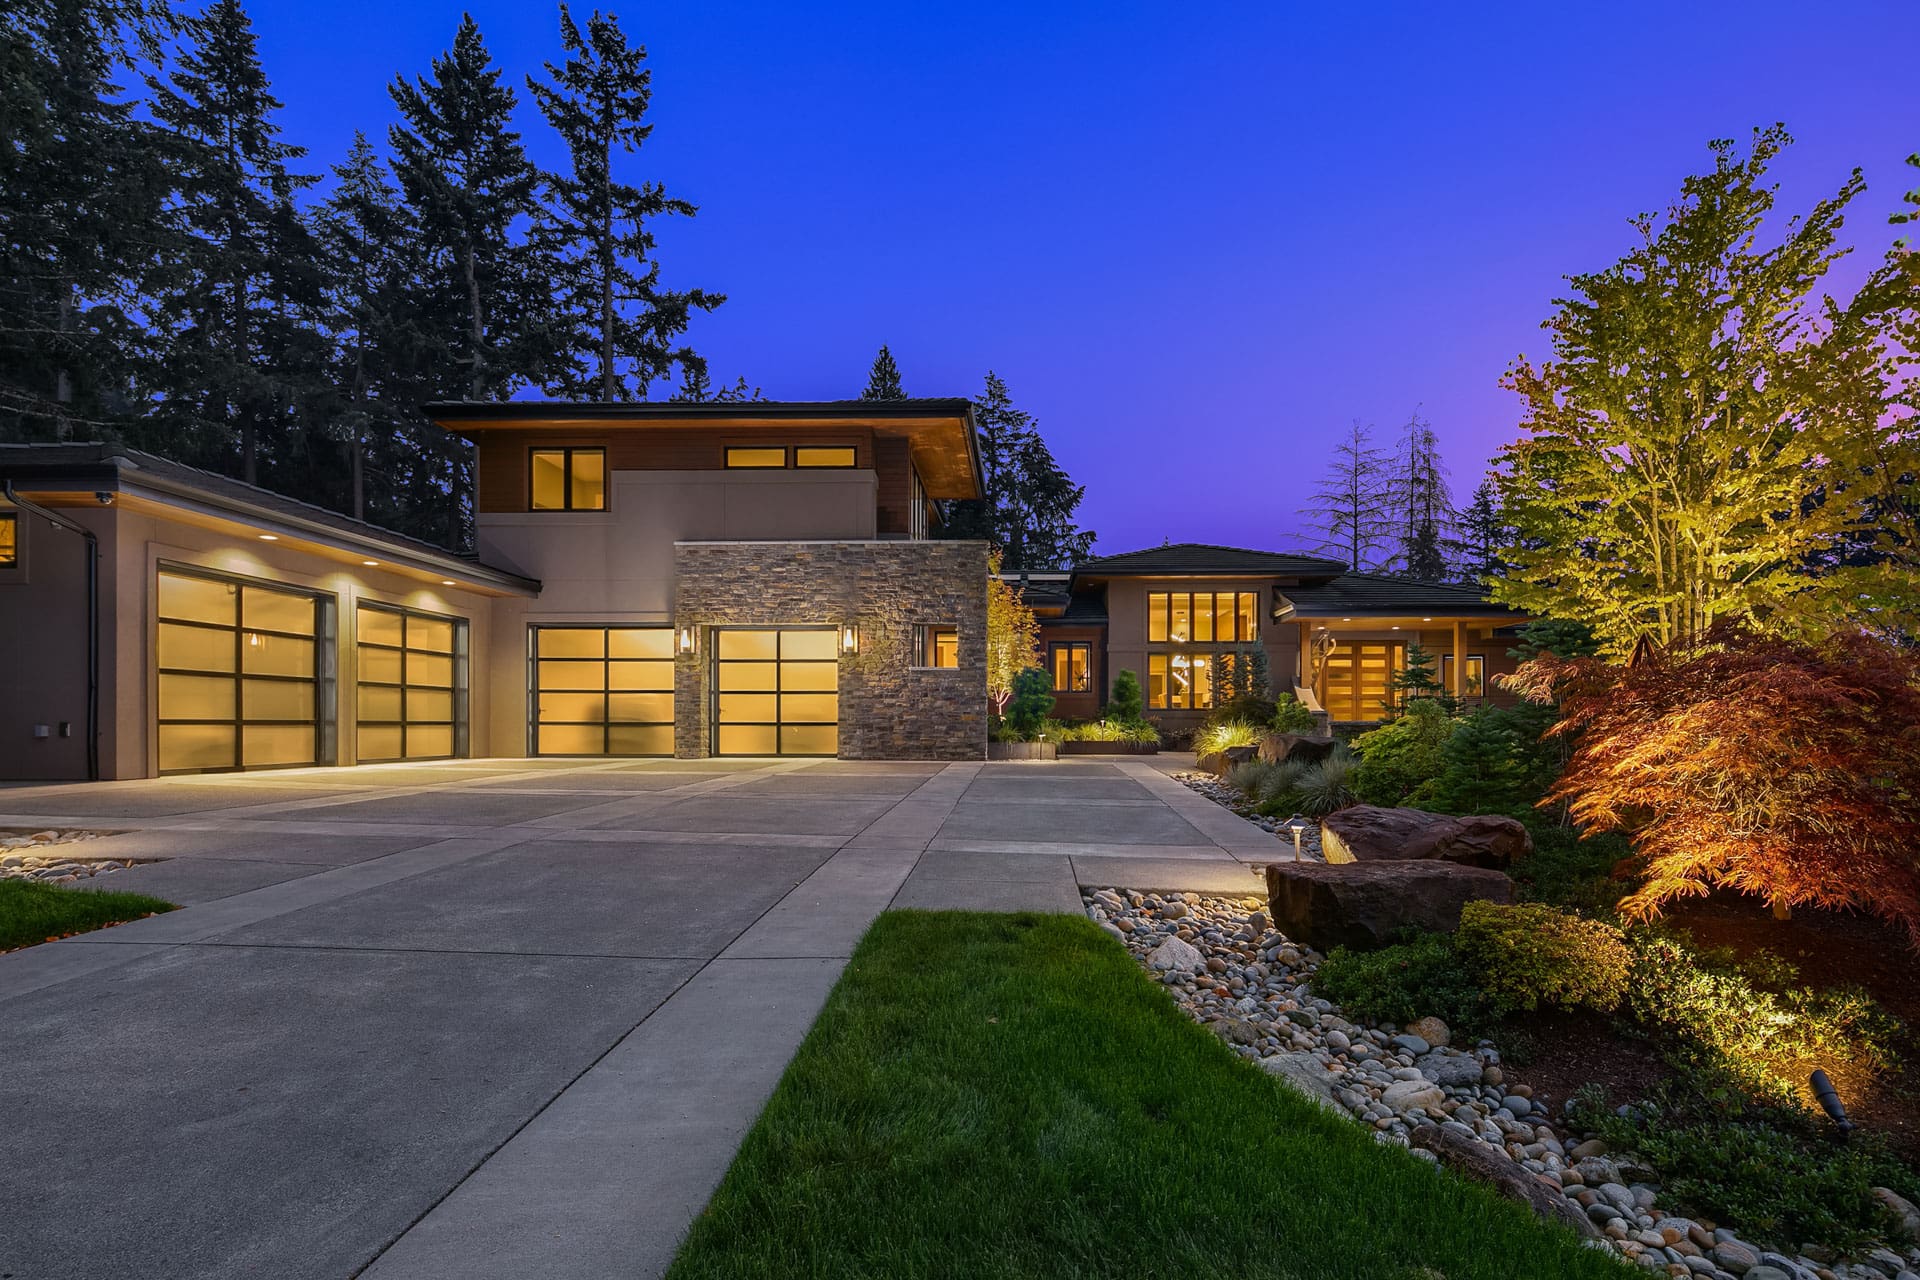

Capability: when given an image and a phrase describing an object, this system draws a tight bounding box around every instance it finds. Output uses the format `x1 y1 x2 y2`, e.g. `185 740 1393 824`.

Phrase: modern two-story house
1016 543 1530 730
0 401 989 781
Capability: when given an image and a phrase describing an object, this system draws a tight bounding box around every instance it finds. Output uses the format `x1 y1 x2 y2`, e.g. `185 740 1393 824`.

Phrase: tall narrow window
0 511 16 566
1050 642 1090 692
529 448 607 511
1440 654 1487 699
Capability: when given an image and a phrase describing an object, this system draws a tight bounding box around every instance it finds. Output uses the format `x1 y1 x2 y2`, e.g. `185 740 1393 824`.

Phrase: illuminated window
795 446 856 468
713 628 839 756
357 604 468 762
1440 654 1487 699
1146 651 1214 710
724 446 787 468
533 627 675 756
156 568 327 773
0 511 15 566
914 624 959 668
1050 642 1090 692
1147 592 1259 643
529 448 606 511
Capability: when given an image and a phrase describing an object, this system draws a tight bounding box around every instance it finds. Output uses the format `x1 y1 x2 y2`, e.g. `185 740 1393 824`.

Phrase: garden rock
1145 936 1204 974
1257 732 1339 766
1259 1052 1340 1111
1263 860 1514 951
1405 1015 1450 1047
1415 1050 1482 1087
1319 805 1532 870
1874 1188 1920 1243
1408 1124 1599 1240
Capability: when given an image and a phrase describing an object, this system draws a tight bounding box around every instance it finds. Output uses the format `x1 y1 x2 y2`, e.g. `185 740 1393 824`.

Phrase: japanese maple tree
1510 624 1920 946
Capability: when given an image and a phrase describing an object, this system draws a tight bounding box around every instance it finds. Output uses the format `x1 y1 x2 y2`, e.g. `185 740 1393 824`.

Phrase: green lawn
667 911 1627 1280
0 877 175 952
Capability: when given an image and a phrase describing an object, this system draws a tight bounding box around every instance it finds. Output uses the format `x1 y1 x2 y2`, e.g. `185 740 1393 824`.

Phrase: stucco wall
0 503 98 780
671 540 988 760
1103 577 1300 726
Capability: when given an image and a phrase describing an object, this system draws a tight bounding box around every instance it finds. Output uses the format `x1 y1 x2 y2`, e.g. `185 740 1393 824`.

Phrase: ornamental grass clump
1192 719 1262 757
1511 623 1920 947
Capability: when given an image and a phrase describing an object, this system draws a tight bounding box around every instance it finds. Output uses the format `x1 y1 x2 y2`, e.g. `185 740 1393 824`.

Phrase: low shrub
1453 901 1631 1014
1625 933 1903 1083
1349 698 1457 806
1312 931 1504 1033
1575 1081 1920 1253
1293 749 1358 817
1271 693 1318 734
1192 719 1262 757
1420 701 1564 818
1053 719 1159 745
1002 666 1054 741
1508 819 1632 914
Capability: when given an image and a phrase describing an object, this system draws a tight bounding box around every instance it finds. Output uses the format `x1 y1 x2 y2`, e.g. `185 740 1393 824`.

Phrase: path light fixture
1284 814 1311 861
1810 1069 1854 1141
678 626 697 655
841 623 860 655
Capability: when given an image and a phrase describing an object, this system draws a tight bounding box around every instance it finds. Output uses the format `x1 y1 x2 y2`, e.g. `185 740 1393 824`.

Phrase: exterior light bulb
841 624 859 655
362 560 379 567
258 534 278 541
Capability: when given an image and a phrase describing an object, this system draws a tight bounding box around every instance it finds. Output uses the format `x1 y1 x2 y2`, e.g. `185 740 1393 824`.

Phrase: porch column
1451 620 1466 698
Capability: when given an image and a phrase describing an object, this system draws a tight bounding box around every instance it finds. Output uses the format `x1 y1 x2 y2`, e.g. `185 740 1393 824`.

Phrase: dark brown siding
872 436 912 536
473 427 877 514
1038 621 1108 721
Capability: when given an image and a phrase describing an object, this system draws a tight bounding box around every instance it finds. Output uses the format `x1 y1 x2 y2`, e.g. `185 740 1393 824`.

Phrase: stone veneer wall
671 540 989 760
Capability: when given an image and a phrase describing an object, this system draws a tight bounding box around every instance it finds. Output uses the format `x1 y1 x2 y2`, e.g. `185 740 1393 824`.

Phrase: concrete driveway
0 756 1274 1280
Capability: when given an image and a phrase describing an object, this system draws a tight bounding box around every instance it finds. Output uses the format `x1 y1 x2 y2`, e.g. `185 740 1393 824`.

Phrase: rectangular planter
987 742 1058 761
1057 741 1159 756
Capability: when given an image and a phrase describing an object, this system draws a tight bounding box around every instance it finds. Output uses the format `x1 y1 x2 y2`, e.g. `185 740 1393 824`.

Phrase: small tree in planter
1108 668 1146 725
1003 666 1055 741
985 549 1040 717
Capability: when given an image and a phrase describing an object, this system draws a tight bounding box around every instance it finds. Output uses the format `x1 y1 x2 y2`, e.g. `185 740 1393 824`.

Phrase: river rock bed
1171 771 1325 858
1084 887 1920 1280
1 830 141 884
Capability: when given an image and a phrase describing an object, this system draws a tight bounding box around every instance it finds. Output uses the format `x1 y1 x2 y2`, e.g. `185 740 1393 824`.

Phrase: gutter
4 482 99 781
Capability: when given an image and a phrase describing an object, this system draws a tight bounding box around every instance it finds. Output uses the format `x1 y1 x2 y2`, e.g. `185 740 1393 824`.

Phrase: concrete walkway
0 754 1277 1280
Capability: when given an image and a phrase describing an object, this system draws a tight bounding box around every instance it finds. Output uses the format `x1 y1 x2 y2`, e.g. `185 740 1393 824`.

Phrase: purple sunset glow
249 0 1917 553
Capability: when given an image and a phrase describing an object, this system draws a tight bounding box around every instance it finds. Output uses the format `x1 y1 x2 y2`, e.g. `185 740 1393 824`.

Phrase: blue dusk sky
245 0 1919 555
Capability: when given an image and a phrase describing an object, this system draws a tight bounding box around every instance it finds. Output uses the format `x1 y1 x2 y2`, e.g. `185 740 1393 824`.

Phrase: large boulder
1409 1124 1600 1240
1319 805 1531 870
1264 860 1513 951
1257 732 1340 766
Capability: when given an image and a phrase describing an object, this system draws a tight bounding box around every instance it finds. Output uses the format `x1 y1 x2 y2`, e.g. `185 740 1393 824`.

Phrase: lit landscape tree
1494 127 1920 657
1514 624 1920 946
984 548 1040 716
1301 419 1392 571
528 5 720 400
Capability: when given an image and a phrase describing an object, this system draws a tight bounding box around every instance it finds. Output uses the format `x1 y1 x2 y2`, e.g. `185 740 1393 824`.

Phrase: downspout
4 482 100 781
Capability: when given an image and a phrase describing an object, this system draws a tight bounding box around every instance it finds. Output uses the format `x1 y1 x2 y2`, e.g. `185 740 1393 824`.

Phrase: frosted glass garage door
533 627 675 756
712 628 838 757
156 569 324 773
356 604 467 762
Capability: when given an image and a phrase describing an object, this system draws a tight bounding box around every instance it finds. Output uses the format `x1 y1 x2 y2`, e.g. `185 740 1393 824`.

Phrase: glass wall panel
530 450 568 509
1148 594 1168 642
1237 592 1257 641
795 446 856 467
570 449 605 510
532 626 673 756
242 635 313 677
158 573 236 626
1169 594 1192 643
724 447 786 468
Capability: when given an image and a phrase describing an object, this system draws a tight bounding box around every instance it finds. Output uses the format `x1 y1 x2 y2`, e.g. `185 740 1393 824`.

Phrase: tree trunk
463 241 486 401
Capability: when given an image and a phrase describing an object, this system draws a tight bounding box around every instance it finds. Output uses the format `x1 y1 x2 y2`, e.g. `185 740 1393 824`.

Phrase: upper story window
530 448 606 511
795 446 856 468
725 447 787 468
0 511 16 565
1147 591 1258 643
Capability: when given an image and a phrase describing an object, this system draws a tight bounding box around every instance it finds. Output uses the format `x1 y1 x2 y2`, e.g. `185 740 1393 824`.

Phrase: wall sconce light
678 626 697 655
841 624 860 655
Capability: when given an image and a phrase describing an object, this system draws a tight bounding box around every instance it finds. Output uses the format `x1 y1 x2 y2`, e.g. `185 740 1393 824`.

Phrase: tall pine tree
314 131 428 525
527 5 720 400
1451 477 1511 587
389 14 546 546
860 344 904 399
1300 420 1392 570
0 0 168 441
1387 411 1454 581
941 371 1093 569
143 0 325 485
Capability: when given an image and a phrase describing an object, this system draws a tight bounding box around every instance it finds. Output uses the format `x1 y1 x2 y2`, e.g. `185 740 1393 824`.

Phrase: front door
711 627 839 756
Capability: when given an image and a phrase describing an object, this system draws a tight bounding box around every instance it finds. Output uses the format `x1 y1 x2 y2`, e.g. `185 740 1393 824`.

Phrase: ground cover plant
0 878 174 952
667 911 1626 1280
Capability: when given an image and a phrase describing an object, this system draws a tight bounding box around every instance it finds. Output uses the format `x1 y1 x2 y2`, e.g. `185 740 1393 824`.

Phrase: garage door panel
356 604 469 763
533 627 673 757
712 628 839 757
157 571 322 773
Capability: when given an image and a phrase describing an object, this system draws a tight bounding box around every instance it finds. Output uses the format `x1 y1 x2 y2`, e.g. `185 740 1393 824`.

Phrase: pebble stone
0 830 136 885
1082 886 1920 1280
